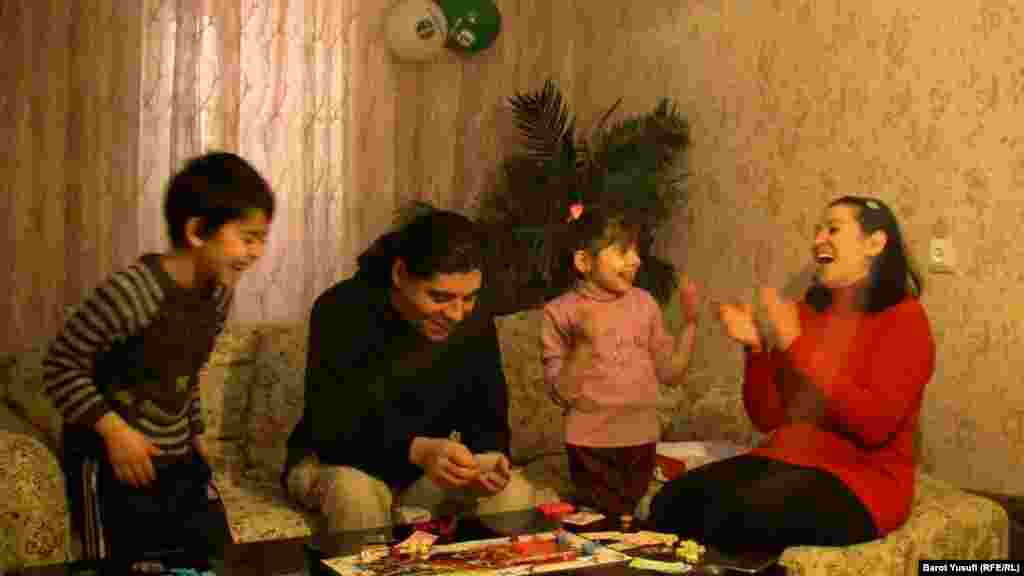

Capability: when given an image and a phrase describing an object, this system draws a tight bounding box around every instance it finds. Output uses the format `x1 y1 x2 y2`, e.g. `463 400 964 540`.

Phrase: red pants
566 442 656 517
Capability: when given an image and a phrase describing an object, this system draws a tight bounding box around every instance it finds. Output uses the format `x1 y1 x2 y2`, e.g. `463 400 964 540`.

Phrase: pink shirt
541 284 675 447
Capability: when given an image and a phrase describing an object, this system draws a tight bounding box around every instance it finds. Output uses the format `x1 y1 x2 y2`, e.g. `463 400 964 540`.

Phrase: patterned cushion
0 430 70 570
778 473 1008 574
213 471 316 543
241 325 308 482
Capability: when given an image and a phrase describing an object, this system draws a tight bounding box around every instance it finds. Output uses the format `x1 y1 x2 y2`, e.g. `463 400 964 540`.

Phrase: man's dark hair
806 196 922 313
357 208 483 288
164 151 275 249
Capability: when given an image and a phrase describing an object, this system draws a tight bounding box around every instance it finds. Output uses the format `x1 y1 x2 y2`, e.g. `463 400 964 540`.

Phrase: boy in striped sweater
42 152 274 562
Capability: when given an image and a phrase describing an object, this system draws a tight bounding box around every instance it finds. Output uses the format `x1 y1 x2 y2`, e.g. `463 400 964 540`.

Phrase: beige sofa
0 309 1010 573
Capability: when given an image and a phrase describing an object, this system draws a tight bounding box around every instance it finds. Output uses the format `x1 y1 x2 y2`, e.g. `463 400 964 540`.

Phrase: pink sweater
542 284 675 447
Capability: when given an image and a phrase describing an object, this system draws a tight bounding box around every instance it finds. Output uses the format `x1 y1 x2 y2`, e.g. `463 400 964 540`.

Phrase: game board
322 531 631 576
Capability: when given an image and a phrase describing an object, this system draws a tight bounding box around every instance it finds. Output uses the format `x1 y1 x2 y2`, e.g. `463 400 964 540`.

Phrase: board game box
322 530 630 576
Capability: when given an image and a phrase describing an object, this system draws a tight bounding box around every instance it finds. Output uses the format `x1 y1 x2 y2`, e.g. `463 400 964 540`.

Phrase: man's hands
409 438 513 495
410 437 480 489
95 412 162 488
473 452 512 495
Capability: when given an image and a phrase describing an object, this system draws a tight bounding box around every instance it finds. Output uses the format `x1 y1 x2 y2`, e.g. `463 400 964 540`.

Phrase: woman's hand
759 287 801 350
716 301 764 352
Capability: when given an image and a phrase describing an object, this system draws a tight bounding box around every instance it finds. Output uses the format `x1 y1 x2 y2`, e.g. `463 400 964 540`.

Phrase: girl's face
576 241 642 296
812 203 885 289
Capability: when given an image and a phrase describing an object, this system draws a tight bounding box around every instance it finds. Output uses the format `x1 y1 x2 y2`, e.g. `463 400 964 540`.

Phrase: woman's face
812 204 885 289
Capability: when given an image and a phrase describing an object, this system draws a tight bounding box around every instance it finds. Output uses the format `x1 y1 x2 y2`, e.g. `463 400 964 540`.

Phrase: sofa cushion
242 325 308 481
214 472 316 543
778 473 1008 575
0 344 62 450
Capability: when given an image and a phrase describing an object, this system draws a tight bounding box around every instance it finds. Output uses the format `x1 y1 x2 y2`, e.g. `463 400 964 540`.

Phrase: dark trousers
648 455 878 552
566 442 656 517
95 452 232 562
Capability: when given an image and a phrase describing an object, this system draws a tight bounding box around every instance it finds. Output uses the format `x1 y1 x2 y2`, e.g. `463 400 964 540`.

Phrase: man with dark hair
283 209 538 531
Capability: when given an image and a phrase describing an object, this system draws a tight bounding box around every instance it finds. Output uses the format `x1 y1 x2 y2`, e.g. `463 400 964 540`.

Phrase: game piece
361 545 390 563
627 558 692 574
537 501 575 517
675 539 706 564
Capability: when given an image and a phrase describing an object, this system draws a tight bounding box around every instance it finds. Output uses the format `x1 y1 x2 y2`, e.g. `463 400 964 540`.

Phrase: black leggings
648 455 878 552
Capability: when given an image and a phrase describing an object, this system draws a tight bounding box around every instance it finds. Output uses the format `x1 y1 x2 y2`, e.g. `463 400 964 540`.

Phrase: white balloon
386 0 449 62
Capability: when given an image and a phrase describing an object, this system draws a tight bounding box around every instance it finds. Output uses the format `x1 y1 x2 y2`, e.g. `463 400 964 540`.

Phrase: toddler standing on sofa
541 205 699 518
41 152 274 563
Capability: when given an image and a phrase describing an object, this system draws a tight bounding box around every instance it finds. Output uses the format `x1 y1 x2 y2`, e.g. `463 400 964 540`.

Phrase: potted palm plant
477 79 691 314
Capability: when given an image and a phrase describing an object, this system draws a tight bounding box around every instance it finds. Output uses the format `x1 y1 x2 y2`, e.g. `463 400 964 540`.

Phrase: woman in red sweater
649 196 935 551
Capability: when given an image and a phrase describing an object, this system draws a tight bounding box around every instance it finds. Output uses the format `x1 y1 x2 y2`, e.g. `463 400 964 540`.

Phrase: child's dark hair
357 208 483 288
565 205 641 278
164 152 275 249
806 196 923 313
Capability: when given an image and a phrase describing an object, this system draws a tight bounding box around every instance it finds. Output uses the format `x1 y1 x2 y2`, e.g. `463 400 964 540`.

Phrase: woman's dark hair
356 208 483 288
164 151 275 249
806 196 922 313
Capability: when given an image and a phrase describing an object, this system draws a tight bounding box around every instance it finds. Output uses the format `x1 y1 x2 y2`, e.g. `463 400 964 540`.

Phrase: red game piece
537 501 575 517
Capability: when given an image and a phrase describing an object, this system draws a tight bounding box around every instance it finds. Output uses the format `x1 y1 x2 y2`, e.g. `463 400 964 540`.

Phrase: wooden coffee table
8 510 781 575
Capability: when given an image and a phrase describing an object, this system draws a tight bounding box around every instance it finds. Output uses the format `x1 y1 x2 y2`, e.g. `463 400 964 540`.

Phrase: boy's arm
42 265 159 432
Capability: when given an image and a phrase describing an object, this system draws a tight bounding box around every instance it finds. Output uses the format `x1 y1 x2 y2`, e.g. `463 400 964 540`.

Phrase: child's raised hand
679 277 700 324
716 301 764 352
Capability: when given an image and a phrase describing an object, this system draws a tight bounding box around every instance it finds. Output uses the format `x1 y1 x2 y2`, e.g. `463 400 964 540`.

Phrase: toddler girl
541 205 698 518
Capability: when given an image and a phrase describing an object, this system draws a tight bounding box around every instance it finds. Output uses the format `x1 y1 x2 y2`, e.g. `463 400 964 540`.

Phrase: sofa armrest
0 429 71 570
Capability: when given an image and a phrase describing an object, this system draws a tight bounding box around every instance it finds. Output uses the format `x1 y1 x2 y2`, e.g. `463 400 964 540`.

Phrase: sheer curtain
138 0 375 323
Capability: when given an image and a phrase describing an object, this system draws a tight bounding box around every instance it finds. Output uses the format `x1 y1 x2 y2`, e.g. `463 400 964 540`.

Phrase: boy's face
575 241 641 296
391 259 482 342
195 209 271 289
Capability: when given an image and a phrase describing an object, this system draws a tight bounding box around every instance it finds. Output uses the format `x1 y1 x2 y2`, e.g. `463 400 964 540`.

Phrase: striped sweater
43 254 232 462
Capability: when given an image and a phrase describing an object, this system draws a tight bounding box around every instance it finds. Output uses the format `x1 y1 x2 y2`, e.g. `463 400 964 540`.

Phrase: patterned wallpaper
606 0 1024 495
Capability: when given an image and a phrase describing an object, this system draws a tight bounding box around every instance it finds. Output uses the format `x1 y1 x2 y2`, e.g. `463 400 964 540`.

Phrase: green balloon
439 0 501 53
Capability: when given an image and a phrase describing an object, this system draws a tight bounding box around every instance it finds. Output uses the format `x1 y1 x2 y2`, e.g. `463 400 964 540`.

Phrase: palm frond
508 79 577 165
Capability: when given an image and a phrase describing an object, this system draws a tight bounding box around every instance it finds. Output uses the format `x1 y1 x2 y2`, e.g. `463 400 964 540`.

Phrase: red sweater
745 297 935 534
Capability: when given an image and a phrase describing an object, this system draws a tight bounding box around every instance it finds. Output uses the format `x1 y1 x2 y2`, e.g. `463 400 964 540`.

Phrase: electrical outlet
929 237 955 274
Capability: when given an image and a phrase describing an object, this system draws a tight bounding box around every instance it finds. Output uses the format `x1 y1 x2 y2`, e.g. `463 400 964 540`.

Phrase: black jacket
283 271 510 488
